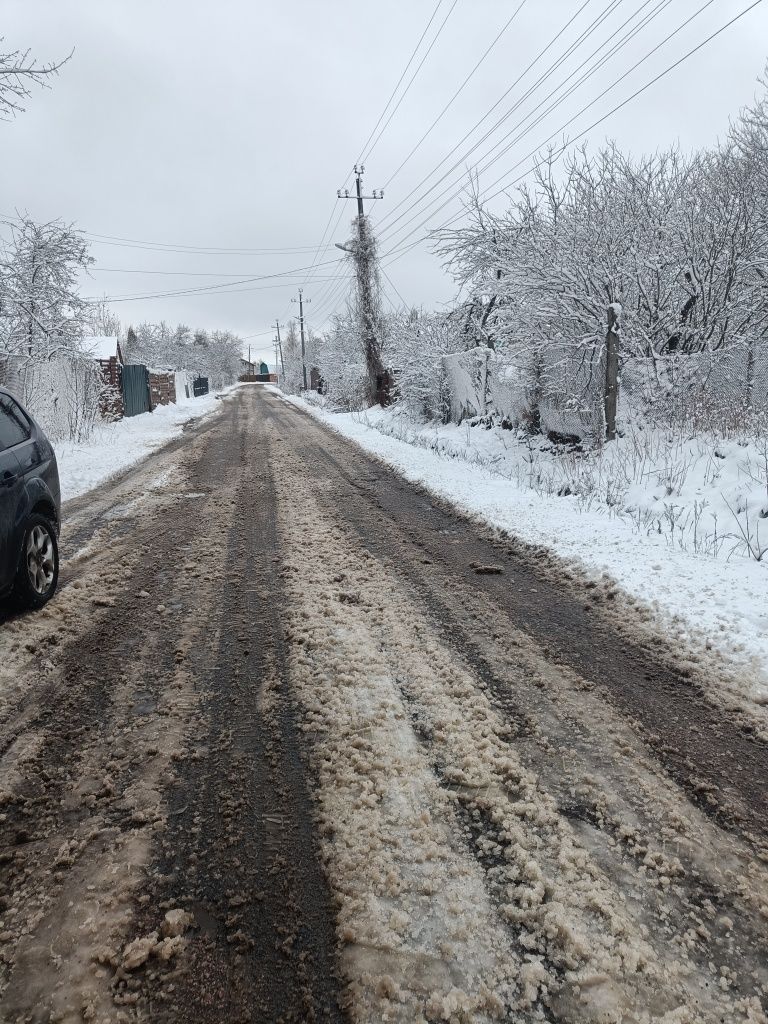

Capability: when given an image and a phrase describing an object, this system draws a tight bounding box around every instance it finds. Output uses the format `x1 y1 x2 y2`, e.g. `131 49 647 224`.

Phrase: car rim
26 525 55 595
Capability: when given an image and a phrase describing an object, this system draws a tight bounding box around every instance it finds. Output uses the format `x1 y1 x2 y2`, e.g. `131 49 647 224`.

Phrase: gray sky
3 0 768 366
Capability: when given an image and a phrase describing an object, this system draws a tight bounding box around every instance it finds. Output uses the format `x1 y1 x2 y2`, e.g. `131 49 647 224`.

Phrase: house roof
87 335 121 360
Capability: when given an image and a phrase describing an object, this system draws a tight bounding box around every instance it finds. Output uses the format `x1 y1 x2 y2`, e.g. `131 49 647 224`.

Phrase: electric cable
355 0 447 166
371 0 599 233
360 0 460 166
93 258 344 303
383 0 764 265
382 0 527 191
378 0 672 249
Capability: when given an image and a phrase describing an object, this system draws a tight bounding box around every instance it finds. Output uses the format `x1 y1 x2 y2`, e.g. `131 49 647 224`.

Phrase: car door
0 401 29 594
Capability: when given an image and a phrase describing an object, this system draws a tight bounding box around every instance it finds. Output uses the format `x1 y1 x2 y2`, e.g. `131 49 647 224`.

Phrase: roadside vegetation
289 73 768 564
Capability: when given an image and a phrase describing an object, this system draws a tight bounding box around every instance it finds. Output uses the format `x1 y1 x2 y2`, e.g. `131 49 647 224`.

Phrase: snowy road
0 385 766 1023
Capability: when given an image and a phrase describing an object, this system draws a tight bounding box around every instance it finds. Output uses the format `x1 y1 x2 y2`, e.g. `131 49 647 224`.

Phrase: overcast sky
3 0 768 365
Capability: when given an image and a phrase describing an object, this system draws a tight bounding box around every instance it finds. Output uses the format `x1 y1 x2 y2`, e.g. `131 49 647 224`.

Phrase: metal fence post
604 304 621 441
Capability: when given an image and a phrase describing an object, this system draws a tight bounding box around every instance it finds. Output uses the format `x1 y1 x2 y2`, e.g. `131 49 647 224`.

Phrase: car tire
12 513 59 610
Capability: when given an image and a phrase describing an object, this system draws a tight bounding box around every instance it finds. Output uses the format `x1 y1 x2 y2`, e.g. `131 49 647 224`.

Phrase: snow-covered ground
55 387 238 502
283 392 768 711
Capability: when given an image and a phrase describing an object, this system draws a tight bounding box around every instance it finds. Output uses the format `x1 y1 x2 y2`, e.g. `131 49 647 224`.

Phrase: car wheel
13 513 59 610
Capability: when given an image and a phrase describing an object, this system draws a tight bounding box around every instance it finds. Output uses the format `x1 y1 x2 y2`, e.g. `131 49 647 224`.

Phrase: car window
4 397 32 433
0 400 31 451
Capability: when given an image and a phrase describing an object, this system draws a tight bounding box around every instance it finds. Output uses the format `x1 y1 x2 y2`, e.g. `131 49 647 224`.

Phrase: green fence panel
122 364 151 417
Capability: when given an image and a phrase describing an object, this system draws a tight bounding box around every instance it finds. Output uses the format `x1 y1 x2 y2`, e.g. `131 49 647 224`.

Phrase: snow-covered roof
87 335 120 360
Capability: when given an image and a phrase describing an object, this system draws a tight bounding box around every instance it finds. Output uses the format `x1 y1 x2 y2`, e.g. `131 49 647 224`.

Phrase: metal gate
193 376 209 397
122 364 151 417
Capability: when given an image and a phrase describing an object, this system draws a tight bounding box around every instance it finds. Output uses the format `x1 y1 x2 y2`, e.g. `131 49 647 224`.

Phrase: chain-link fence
443 339 768 440
443 344 603 438
622 345 768 431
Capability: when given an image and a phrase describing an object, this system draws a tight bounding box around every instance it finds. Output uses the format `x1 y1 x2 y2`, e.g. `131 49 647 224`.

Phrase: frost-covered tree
0 215 94 357
0 41 70 119
124 321 171 365
387 309 465 420
206 330 242 388
123 320 242 387
280 319 305 394
310 308 369 409
87 296 121 338
434 129 768 433
729 72 768 404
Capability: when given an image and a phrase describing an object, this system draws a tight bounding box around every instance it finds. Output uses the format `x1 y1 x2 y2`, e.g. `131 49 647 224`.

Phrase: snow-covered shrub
387 310 465 422
310 310 371 411
442 348 490 423
0 351 107 442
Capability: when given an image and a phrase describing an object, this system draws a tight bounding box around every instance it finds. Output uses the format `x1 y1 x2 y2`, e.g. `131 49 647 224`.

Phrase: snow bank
56 386 239 502
284 395 768 711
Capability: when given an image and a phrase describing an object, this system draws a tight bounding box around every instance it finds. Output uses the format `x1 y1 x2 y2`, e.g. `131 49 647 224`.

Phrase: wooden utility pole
274 319 285 375
292 290 310 390
604 303 621 441
337 165 385 403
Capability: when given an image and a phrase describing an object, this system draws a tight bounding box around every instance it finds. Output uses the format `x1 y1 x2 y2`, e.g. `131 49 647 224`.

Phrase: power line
82 235 329 255
384 0 765 265
309 269 353 320
301 221 352 307
355 0 447 166
297 0 454 325
241 329 279 340
371 0 598 235
93 257 344 303
323 282 358 326
302 195 359 311
382 0 528 191
305 264 348 313
90 268 347 278
380 265 409 309
0 212 332 256
380 0 718 252
297 197 343 295
379 280 400 314
378 0 672 250
91 280 348 303
361 0 461 167
309 273 355 327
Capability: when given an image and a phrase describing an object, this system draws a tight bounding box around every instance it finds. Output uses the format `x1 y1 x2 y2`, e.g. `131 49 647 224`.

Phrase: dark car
0 388 60 610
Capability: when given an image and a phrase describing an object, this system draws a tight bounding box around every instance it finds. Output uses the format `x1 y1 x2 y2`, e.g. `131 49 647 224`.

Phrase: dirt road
0 385 766 1023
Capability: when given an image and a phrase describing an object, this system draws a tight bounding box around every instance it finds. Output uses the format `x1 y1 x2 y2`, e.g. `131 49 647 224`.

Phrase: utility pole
274 319 285 376
337 165 384 403
291 290 310 390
